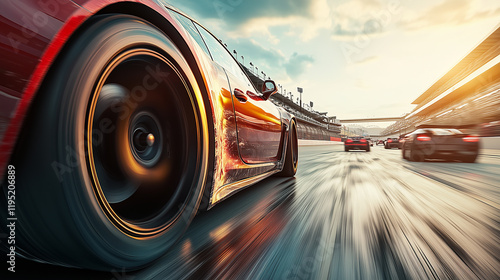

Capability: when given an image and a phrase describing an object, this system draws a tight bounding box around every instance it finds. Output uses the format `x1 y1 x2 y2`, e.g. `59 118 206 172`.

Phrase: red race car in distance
384 137 401 149
344 137 371 152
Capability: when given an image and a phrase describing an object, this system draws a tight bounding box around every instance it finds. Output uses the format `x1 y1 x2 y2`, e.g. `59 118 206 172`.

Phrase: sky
166 0 500 126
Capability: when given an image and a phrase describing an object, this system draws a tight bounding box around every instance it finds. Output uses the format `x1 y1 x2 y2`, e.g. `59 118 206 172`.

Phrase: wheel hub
129 112 163 167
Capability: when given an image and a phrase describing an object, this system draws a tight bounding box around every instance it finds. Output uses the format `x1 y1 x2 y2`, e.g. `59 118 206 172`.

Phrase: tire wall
296 119 340 141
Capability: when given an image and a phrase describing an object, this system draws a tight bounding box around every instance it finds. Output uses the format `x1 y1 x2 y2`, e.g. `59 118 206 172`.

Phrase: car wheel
277 120 298 176
4 15 210 270
402 144 407 159
345 147 349 152
461 154 478 163
366 146 370 152
409 147 424 162
384 144 389 149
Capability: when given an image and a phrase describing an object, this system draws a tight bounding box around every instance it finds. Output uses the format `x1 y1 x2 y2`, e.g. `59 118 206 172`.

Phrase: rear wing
416 124 478 129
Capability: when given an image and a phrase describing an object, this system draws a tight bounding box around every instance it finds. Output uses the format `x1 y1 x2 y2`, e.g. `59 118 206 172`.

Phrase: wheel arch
278 107 296 163
8 2 217 207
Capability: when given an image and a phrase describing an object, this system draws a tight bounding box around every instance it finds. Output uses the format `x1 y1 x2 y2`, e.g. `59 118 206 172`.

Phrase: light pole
255 67 259 78
241 56 244 66
233 50 237 61
261 71 266 80
250 62 254 73
278 84 282 94
297 87 303 110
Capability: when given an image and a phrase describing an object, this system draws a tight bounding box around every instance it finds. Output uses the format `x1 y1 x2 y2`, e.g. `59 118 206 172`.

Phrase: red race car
0 0 298 270
384 137 401 149
344 137 370 152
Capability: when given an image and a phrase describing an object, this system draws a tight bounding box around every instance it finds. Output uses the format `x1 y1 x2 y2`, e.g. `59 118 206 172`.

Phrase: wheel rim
86 49 201 237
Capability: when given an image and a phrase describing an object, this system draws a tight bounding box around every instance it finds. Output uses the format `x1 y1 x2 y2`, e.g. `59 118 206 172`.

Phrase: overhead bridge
339 117 402 123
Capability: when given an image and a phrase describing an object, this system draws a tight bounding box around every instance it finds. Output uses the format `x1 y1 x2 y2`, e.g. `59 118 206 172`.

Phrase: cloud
330 0 400 40
284 53 315 79
168 0 334 42
330 0 500 40
225 39 314 80
402 0 500 30
167 0 320 81
168 0 316 28
353 56 379 65
226 39 286 69
227 38 314 80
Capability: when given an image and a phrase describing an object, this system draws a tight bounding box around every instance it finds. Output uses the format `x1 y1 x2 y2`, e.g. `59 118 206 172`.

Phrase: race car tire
2 15 210 270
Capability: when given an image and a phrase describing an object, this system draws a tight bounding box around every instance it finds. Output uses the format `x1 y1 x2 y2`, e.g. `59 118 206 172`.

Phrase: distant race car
345 137 371 152
384 138 400 149
376 140 384 146
402 128 480 162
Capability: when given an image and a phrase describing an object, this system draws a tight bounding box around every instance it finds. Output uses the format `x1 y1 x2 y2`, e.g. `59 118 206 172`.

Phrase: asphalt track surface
5 144 500 280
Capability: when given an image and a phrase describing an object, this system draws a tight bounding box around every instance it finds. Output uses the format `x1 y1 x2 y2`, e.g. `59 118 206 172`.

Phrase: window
170 12 211 58
431 129 464 135
194 23 254 88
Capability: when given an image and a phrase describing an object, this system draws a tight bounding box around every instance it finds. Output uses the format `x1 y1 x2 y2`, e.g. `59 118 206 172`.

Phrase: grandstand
381 25 500 137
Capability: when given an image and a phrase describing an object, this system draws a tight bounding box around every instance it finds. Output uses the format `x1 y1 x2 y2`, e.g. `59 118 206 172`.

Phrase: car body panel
0 0 89 177
166 9 287 205
0 0 293 208
226 72 282 163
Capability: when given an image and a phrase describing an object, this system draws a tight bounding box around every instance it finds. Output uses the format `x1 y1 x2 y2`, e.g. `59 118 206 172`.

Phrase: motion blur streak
15 145 500 279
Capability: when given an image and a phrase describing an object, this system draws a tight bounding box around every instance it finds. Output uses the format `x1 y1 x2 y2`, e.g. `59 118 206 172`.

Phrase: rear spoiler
416 124 478 129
